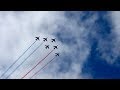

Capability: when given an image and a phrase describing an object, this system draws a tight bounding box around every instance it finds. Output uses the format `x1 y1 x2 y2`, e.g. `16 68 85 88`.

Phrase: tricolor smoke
1 11 120 79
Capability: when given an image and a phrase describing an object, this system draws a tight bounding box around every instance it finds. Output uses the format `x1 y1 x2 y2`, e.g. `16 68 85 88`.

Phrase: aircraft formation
36 37 59 50
0 36 60 79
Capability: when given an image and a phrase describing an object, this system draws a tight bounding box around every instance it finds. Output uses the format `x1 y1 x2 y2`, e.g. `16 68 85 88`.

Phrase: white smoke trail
0 11 97 79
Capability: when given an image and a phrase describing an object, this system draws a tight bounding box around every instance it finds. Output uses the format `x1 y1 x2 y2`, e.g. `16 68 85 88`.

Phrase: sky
0 11 120 79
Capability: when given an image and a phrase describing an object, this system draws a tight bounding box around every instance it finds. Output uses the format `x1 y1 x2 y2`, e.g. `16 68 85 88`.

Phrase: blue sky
0 11 120 79
82 11 120 79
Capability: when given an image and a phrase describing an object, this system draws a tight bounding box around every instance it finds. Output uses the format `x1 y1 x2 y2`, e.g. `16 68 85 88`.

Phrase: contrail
5 41 44 79
0 40 37 79
21 49 54 79
30 56 57 79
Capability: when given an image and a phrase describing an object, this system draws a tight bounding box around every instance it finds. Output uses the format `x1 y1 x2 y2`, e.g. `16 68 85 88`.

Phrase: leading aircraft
35 37 40 41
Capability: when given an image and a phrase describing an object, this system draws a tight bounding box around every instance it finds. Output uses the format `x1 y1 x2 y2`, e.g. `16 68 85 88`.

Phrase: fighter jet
35 37 40 41
43 38 47 42
53 45 58 49
51 38 56 42
45 45 49 49
55 53 59 56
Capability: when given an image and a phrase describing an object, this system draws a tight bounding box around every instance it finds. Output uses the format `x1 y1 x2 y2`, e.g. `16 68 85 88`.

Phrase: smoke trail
0 40 37 79
5 41 44 79
21 49 54 79
30 56 57 79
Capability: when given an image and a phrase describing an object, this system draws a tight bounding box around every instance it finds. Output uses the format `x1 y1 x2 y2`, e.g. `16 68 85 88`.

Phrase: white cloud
94 11 120 65
0 11 97 79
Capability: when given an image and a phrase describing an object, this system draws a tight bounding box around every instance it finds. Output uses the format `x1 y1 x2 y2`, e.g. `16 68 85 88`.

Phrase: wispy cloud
0 11 98 79
94 11 120 65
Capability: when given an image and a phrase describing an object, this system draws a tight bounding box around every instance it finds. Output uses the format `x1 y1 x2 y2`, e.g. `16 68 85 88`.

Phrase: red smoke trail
21 49 54 79
0 40 37 79
29 56 56 79
5 41 44 79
